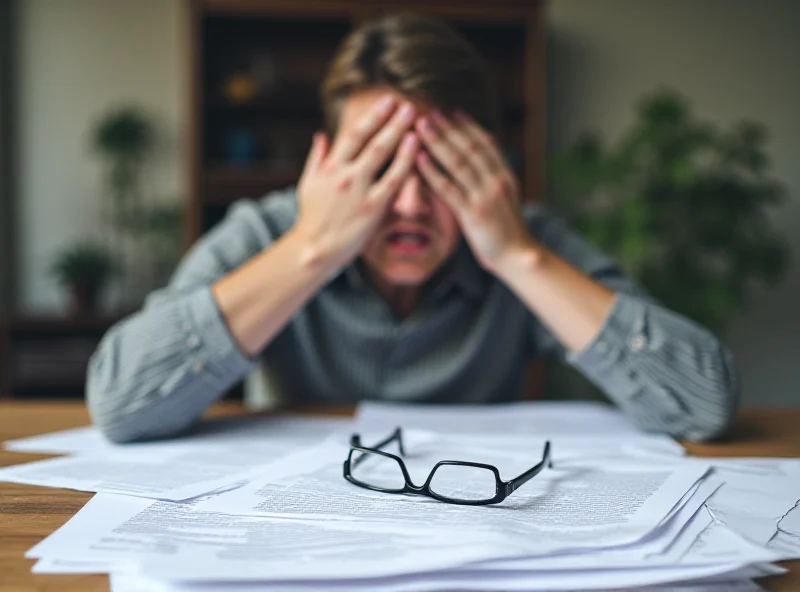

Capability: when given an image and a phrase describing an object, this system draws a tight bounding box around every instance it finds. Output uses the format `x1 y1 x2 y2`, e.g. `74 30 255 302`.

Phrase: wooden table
1 402 799 592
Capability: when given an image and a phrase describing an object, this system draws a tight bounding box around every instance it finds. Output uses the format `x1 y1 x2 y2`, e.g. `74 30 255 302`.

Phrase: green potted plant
49 241 119 316
547 87 790 401
550 87 790 334
89 104 183 301
90 105 155 212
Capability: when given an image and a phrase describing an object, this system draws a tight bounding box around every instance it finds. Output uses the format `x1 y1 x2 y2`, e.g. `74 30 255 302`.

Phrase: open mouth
386 230 431 253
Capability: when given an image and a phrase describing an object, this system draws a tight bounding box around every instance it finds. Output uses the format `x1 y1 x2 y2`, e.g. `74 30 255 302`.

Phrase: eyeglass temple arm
350 427 406 456
507 441 552 494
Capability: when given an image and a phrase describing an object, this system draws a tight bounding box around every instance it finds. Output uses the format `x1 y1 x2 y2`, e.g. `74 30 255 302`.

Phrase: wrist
284 225 347 279
492 238 549 284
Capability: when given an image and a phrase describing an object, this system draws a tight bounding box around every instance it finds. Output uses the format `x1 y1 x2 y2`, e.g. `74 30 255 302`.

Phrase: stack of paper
2 401 799 592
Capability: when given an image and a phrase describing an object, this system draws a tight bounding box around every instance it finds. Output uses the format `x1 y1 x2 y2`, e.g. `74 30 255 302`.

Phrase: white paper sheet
478 476 719 571
0 416 350 501
110 572 767 592
195 434 708 556
767 498 800 555
27 493 522 579
705 458 800 548
140 557 766 588
4 414 351 456
354 400 675 439
32 557 131 574
27 479 714 576
26 488 780 588
27 475 715 576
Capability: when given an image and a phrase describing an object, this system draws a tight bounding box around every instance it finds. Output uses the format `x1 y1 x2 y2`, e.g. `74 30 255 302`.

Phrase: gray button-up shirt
86 188 738 443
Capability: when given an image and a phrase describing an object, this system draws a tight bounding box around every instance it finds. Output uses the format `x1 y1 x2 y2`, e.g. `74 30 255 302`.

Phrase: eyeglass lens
428 464 497 501
349 450 406 491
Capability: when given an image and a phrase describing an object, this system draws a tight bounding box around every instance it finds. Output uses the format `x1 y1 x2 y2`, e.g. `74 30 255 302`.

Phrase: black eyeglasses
343 427 553 506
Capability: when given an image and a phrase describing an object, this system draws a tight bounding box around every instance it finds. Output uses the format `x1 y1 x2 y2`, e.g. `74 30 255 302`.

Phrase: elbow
678 401 736 443
85 349 207 444
678 348 741 443
84 325 145 443
85 348 159 444
86 382 185 444
85 363 142 444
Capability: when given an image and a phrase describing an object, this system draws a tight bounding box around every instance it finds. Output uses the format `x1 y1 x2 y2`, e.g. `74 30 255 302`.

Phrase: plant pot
68 281 101 316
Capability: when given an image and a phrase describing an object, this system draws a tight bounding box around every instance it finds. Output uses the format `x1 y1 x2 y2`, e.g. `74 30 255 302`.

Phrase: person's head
321 13 499 292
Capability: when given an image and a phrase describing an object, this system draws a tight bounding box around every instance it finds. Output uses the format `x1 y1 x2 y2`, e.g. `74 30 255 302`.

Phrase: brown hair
321 13 499 137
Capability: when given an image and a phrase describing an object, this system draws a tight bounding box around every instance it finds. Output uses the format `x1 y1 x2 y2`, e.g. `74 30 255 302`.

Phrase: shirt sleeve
525 205 740 442
86 191 297 443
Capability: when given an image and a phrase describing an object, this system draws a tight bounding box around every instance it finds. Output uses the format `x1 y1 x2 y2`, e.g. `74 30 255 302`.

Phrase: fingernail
403 132 417 147
418 116 433 131
400 103 416 121
380 95 396 112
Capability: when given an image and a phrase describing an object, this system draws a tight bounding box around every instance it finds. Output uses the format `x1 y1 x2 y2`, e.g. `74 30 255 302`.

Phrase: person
86 13 738 444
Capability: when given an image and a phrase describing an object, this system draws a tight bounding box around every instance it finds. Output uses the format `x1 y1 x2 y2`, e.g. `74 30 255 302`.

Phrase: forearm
87 226 333 443
211 227 342 357
493 239 616 352
566 294 739 441
493 239 737 441
87 288 257 443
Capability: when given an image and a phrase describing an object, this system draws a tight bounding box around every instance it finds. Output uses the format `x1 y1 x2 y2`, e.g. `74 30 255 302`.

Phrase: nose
390 174 430 218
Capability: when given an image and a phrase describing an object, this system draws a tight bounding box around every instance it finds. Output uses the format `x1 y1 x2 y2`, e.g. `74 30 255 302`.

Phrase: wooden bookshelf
0 316 123 400
186 0 545 240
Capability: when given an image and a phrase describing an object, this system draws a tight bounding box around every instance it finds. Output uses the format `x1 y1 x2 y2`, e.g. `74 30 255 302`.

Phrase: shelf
4 314 127 333
0 314 121 400
204 163 302 203
205 96 321 119
190 0 545 242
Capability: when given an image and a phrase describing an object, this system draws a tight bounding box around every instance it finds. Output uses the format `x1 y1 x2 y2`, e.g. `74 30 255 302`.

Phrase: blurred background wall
15 0 187 312
0 0 14 315
546 0 800 406
8 0 800 406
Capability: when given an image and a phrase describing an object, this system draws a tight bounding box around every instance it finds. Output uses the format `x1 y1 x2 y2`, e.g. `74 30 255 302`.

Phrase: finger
453 110 506 172
367 132 418 205
303 132 329 174
428 111 494 180
328 95 397 165
455 111 522 203
356 102 417 177
415 150 467 216
416 114 480 194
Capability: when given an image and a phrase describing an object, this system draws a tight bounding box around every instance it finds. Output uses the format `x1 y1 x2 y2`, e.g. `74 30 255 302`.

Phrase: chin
378 263 436 287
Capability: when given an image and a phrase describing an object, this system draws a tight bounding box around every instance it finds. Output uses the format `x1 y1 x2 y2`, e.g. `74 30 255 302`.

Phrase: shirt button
630 335 647 352
193 362 204 373
186 335 200 349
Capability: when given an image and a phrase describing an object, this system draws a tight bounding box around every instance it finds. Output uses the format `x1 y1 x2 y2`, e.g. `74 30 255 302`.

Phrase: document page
0 416 350 501
704 458 800 548
109 573 768 592
139 554 757 588
355 401 667 438
27 493 519 580
25 493 760 587
198 434 709 555
4 414 351 456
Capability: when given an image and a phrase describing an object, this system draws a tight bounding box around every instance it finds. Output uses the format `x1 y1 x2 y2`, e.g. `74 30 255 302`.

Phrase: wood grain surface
1 401 798 591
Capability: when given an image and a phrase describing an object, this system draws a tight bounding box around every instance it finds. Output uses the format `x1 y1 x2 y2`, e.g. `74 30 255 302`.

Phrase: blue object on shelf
226 128 258 165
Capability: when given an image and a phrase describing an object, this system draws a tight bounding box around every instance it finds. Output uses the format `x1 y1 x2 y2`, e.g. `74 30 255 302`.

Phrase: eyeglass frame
342 426 553 506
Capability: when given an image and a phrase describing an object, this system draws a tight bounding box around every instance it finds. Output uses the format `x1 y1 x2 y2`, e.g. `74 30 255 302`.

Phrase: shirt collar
431 241 485 300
